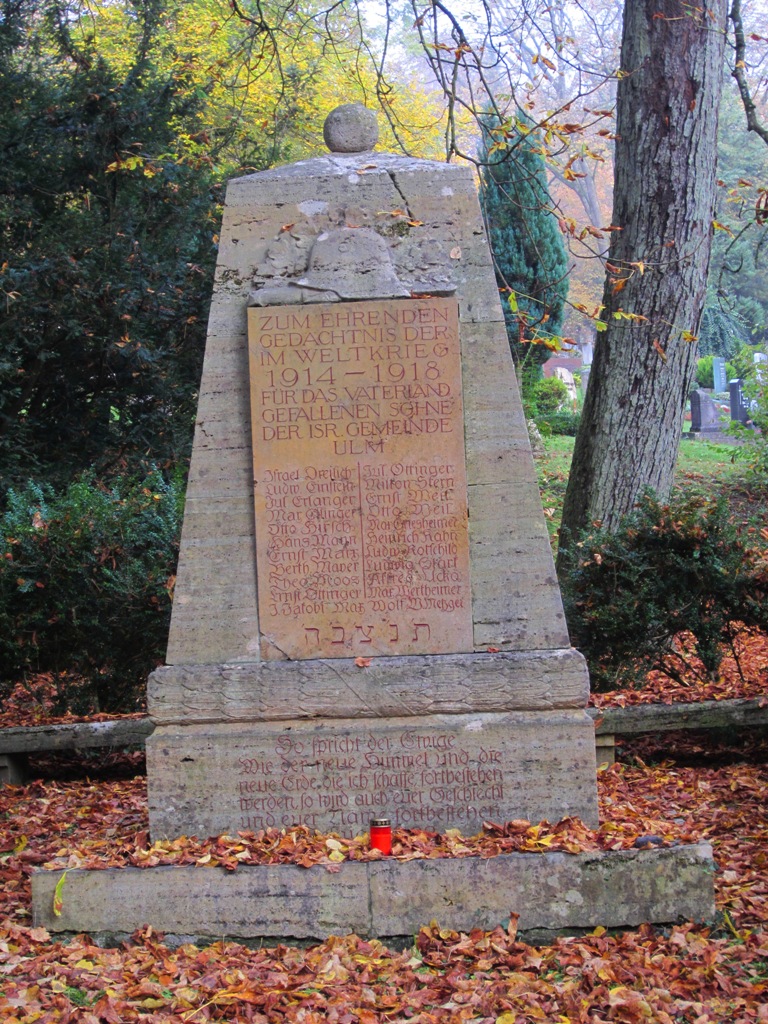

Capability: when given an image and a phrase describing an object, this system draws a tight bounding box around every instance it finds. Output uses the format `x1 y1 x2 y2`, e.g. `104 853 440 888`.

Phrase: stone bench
587 697 768 764
0 718 154 784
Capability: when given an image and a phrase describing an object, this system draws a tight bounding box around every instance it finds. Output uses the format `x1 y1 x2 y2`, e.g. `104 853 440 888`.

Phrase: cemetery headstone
712 356 727 394
755 353 768 393
553 366 577 404
730 378 749 423
145 104 599 840
690 389 721 434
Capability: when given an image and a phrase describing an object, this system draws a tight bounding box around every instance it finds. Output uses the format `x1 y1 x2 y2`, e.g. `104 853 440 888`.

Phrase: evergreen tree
697 306 750 359
479 116 569 369
0 0 220 493
704 84 768 349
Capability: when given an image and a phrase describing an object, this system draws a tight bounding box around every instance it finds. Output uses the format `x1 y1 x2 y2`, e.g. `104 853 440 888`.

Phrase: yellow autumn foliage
62 0 447 175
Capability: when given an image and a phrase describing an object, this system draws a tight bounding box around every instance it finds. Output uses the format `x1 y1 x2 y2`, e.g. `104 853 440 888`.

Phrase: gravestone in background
730 379 748 423
690 389 721 434
712 356 727 394
146 104 599 840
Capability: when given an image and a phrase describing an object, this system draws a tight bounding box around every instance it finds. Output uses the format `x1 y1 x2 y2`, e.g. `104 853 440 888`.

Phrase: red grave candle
369 818 392 855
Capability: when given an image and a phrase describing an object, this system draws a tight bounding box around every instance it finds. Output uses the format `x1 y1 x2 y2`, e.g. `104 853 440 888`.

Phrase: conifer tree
0 0 220 492
479 118 569 369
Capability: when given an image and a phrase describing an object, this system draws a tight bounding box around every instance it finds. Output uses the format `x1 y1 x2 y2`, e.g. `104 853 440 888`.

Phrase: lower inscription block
147 710 599 839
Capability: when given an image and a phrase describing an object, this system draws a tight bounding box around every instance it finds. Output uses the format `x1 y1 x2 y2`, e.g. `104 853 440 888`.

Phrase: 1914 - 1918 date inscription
247 298 473 660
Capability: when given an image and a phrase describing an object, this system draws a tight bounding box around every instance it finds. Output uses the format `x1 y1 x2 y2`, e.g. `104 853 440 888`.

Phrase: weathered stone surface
460 322 536 484
368 843 715 936
0 719 154 784
690 389 723 432
469 482 568 650
323 103 379 153
32 843 715 944
252 228 412 304
33 861 371 941
146 709 599 838
527 419 546 458
0 754 27 785
0 719 153 754
588 697 768 735
148 649 590 723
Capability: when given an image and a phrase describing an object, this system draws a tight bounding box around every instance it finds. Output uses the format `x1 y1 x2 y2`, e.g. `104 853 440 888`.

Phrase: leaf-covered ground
1 735 767 1023
0 675 146 730
1 627 766 1021
590 626 768 707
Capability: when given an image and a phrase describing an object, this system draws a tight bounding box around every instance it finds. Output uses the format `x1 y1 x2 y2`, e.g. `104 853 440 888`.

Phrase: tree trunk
557 0 726 564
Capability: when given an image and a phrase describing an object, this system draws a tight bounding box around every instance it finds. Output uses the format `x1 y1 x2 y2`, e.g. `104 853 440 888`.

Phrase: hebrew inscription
247 298 473 659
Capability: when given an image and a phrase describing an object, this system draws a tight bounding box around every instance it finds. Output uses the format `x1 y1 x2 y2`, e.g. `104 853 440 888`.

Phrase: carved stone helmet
297 227 410 300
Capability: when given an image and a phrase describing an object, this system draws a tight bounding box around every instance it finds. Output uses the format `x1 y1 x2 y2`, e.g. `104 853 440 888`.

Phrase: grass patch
675 436 744 499
536 436 573 544
535 435 765 550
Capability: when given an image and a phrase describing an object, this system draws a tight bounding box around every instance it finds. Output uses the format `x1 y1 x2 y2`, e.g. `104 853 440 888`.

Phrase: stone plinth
148 649 598 835
32 843 715 946
148 708 598 838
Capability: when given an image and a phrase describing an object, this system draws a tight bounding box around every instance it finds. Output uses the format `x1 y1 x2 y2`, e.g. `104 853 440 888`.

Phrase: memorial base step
32 843 715 948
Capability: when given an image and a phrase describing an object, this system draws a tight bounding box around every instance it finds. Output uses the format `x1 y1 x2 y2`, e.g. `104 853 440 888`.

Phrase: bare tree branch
730 0 768 145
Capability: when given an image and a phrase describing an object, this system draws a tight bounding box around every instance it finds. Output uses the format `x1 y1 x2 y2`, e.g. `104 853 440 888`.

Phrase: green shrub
532 376 570 414
560 492 768 691
728 345 768 483
519 362 542 420
0 471 183 714
535 411 581 436
522 395 539 420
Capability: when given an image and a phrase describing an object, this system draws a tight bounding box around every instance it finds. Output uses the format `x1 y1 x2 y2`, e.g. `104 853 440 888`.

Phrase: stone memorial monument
145 103 599 840
33 106 716 944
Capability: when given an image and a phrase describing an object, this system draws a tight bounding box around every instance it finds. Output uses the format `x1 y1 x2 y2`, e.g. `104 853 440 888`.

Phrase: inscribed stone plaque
247 298 473 660
148 711 600 838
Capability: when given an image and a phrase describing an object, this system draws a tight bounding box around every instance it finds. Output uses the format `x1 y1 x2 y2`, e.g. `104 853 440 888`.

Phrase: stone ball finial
323 103 379 153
